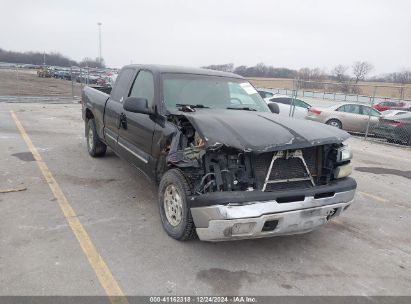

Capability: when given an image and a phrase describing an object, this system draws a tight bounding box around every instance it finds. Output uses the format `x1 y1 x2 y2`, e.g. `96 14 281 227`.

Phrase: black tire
86 118 107 157
158 169 197 241
326 119 342 129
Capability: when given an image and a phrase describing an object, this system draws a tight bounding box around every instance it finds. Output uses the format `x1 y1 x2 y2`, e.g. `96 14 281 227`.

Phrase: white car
264 95 311 119
381 109 410 118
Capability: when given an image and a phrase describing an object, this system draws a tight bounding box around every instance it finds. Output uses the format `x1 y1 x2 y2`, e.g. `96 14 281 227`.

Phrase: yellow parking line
10 111 128 304
358 191 388 203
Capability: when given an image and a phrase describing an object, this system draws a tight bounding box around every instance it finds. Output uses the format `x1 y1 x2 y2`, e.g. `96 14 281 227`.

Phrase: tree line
0 48 105 68
202 62 411 86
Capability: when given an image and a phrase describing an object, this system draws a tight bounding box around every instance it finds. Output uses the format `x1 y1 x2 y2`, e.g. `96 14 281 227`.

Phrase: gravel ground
0 68 82 97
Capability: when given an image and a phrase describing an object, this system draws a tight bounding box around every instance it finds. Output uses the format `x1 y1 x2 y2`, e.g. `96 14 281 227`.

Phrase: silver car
306 103 381 133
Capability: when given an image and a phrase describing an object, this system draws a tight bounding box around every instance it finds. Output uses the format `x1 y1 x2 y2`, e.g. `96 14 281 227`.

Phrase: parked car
37 67 51 78
81 64 356 242
373 101 407 112
382 110 410 118
257 89 277 99
374 113 411 145
265 95 311 119
306 103 381 133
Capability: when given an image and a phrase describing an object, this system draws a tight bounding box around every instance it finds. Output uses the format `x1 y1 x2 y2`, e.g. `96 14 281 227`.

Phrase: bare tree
331 65 348 82
392 70 411 99
352 61 373 83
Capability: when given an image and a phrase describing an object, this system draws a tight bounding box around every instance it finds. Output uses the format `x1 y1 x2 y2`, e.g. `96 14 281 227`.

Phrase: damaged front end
163 112 353 196
160 112 356 241
165 114 256 195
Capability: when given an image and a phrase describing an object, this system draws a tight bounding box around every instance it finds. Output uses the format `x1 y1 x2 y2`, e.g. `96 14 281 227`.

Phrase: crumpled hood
176 109 349 152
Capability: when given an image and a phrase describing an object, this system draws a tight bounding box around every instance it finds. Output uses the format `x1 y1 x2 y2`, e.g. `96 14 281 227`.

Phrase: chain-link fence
249 78 411 147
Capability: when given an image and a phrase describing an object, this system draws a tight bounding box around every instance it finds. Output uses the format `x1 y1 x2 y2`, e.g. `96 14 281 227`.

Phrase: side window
111 68 135 102
338 104 361 114
129 70 155 108
294 99 310 109
337 105 346 112
340 104 361 114
362 106 381 117
272 98 290 105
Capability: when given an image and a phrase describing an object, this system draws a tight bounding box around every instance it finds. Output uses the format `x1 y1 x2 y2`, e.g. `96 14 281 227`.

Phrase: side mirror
123 97 151 114
268 102 280 114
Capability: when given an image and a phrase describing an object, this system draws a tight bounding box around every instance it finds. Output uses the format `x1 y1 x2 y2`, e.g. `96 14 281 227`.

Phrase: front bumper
191 182 356 241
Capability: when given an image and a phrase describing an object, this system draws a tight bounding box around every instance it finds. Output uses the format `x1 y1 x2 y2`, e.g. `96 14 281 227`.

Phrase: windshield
162 73 270 112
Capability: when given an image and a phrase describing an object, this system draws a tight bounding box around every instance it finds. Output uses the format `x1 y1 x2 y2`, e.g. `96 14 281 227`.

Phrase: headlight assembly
337 145 352 163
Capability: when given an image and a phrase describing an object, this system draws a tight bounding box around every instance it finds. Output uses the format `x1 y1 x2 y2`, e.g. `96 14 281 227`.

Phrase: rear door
103 68 136 148
336 104 363 132
116 69 156 170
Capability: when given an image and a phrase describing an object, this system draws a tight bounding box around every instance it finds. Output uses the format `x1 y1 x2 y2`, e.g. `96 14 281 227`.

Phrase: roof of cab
121 64 243 79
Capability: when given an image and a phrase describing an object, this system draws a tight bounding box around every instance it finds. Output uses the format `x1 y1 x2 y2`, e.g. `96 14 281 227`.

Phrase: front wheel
86 118 107 157
158 169 197 241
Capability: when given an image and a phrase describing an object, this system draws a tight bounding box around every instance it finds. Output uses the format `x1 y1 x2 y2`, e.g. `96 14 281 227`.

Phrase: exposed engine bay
164 114 351 196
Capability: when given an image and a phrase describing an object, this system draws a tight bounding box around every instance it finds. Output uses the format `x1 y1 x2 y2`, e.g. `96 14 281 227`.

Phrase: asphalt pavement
0 102 410 296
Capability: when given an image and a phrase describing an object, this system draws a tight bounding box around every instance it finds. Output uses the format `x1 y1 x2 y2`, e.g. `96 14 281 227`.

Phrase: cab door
103 68 136 149
116 70 156 171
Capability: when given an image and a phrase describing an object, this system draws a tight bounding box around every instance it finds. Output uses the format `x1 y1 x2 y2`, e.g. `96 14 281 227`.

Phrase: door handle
119 112 127 129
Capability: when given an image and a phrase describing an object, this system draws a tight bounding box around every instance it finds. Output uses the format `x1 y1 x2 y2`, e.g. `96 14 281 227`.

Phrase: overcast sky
1 0 410 74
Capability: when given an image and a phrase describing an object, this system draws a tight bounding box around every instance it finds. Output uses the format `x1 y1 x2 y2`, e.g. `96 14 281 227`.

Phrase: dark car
81 64 356 242
374 113 411 145
257 89 276 99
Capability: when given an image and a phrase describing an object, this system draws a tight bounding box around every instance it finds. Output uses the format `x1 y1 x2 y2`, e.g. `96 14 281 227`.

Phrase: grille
302 147 321 176
268 157 308 180
265 180 313 191
254 147 322 192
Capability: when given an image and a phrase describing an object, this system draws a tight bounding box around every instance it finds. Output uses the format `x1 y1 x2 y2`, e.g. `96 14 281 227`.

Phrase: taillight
309 108 322 115
388 121 402 127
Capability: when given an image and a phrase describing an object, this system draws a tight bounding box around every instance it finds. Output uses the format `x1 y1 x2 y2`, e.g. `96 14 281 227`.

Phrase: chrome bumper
191 189 355 241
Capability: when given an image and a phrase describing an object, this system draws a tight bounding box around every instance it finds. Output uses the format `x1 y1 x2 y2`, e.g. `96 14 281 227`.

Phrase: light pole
97 22 102 66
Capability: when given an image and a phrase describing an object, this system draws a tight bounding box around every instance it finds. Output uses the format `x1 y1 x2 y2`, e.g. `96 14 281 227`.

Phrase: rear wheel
158 169 196 241
86 118 107 157
326 119 342 129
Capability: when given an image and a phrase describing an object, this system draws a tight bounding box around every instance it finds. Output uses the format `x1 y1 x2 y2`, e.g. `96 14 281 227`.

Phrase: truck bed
82 86 110 138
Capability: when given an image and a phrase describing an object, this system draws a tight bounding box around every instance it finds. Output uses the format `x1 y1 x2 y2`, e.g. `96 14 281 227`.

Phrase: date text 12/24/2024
149 296 257 303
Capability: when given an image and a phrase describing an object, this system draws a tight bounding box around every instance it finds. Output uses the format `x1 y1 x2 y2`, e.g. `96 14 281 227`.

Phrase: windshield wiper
176 104 210 112
226 106 257 111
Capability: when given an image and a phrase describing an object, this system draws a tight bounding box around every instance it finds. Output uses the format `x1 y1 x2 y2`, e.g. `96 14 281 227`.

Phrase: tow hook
326 208 338 221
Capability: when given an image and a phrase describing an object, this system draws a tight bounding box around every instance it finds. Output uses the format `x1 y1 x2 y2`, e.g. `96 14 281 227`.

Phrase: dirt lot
0 101 410 297
0 68 82 97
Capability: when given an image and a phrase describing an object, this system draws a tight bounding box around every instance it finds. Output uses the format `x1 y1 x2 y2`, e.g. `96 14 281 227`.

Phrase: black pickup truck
82 64 356 241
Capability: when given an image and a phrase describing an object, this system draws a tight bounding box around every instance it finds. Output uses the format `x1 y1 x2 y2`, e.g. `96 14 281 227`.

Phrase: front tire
86 118 107 157
158 169 197 241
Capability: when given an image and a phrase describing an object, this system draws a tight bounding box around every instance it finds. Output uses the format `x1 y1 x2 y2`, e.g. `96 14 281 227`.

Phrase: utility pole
43 51 46 66
97 22 102 66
